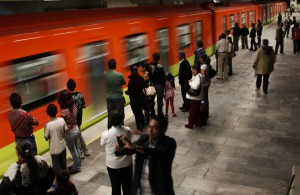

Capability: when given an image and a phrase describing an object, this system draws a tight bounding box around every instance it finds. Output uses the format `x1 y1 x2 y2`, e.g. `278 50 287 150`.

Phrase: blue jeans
107 97 125 129
65 127 81 170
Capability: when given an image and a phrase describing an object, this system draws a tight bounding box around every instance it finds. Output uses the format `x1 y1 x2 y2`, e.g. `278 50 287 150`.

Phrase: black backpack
208 64 217 79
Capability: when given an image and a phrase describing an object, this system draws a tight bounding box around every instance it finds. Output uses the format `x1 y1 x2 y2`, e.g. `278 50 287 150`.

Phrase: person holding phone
100 110 133 195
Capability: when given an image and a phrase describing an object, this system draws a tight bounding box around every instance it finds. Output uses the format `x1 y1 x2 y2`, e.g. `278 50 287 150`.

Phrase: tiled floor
44 14 300 195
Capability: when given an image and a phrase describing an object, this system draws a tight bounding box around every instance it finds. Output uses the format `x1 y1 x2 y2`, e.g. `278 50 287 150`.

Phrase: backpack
208 64 217 79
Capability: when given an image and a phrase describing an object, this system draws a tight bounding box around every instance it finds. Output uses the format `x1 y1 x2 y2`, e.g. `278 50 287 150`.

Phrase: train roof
0 4 212 37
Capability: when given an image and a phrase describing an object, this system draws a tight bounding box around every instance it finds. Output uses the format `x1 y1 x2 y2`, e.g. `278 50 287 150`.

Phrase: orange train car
0 1 286 177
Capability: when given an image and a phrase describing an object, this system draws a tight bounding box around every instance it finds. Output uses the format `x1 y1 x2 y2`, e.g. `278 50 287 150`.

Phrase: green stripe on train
0 46 215 178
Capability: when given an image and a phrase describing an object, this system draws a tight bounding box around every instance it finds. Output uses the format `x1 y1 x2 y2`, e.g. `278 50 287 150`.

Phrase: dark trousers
149 95 156 117
187 100 201 127
215 51 219 72
154 85 164 116
203 85 210 120
257 36 261 46
275 40 284 54
284 28 290 37
250 37 257 50
228 56 233 75
107 97 125 129
130 97 145 130
242 36 248 49
51 149 67 175
180 85 190 110
143 97 150 125
233 36 239 51
256 74 270 93
293 40 300 53
107 164 133 195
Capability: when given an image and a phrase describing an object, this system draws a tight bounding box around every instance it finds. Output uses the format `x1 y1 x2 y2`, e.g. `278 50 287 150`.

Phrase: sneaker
68 168 81 175
216 76 222 80
84 152 90 157
80 155 85 160
172 113 177 117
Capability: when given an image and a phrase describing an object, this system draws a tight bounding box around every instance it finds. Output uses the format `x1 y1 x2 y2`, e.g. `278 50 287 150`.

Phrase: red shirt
8 109 38 137
61 104 77 132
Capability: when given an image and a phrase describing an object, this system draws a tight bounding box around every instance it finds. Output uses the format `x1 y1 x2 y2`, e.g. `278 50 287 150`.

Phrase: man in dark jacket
116 115 176 195
178 52 192 112
257 20 263 46
233 22 241 51
149 52 166 117
125 66 145 132
241 23 249 49
249 23 257 51
275 23 284 55
194 40 206 65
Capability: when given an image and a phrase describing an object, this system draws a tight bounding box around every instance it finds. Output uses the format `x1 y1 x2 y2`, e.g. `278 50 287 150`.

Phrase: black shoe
185 124 193 129
179 106 183 109
181 109 188 112
69 168 81 174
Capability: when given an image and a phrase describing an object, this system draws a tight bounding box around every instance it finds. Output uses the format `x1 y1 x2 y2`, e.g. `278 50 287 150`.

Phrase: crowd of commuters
2 12 297 194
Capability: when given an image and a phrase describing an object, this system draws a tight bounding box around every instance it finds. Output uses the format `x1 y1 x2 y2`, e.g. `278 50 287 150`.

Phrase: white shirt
44 117 67 155
201 64 211 86
216 38 229 52
100 126 132 169
186 73 204 101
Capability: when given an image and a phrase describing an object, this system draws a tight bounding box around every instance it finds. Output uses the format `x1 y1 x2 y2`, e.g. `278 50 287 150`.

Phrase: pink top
61 104 77 132
165 80 174 99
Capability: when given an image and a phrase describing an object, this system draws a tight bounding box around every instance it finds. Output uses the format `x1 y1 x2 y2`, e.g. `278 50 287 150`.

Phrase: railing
286 175 295 195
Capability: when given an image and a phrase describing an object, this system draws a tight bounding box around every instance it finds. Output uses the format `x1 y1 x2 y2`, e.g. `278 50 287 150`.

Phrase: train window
222 16 227 32
0 53 67 112
156 28 170 68
241 12 245 24
125 34 149 67
177 24 191 50
230 14 235 29
250 11 254 23
195 21 202 43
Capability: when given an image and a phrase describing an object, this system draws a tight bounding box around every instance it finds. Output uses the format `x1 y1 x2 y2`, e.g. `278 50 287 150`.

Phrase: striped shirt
61 104 77 132
140 143 155 195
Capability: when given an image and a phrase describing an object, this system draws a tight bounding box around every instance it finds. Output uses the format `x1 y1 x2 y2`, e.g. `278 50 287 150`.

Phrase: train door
77 41 108 119
195 21 202 45
156 28 170 68
222 16 227 32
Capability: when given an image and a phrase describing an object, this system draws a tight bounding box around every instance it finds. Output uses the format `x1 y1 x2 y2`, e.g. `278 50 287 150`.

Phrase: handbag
187 75 201 96
144 83 156 96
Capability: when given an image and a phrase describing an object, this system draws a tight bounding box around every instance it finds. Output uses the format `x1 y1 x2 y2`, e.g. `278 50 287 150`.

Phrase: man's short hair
110 110 123 127
46 104 58 117
108 59 117 69
197 40 203 48
9 93 22 109
178 51 185 59
152 52 160 62
262 39 269 46
220 33 226 39
67 78 76 91
151 115 168 133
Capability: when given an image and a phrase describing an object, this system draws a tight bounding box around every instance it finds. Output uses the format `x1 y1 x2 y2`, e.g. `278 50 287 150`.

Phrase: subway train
0 1 286 176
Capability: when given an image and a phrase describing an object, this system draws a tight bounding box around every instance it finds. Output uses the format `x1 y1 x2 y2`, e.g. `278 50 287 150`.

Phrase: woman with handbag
0 141 55 195
185 64 204 129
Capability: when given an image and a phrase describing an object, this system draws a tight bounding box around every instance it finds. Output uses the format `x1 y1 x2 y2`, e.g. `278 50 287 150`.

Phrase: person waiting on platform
58 90 81 174
101 110 133 195
125 66 146 134
67 78 90 158
115 115 176 195
104 59 126 129
44 104 68 175
0 141 55 195
8 93 39 155
253 39 276 94
164 72 176 118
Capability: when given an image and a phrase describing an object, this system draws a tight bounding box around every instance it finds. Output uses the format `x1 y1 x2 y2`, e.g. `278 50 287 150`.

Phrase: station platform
43 15 300 195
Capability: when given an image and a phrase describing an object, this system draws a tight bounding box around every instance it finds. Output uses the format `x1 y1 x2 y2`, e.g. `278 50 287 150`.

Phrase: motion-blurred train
0 1 286 176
